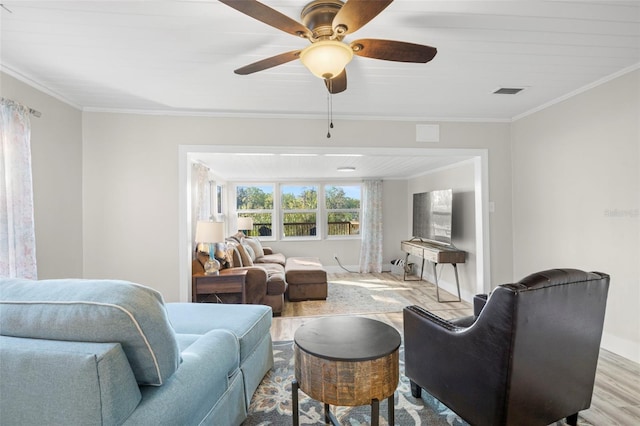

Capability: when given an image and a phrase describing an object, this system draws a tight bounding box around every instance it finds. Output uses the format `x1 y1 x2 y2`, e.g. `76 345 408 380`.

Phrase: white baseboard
601 333 640 364
324 264 359 273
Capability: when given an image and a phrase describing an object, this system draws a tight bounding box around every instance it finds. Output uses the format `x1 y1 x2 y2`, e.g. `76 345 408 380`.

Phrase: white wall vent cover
416 124 440 143
493 87 525 95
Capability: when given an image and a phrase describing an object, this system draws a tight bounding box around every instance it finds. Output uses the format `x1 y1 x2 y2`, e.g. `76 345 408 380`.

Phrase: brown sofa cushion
254 263 287 295
254 252 286 266
243 237 265 259
285 257 327 284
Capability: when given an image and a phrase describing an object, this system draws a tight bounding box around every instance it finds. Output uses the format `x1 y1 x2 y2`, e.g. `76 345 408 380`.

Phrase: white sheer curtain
0 98 37 279
191 163 210 252
359 179 383 273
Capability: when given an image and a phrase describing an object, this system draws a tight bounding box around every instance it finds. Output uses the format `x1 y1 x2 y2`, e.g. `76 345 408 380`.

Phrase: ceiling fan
219 0 437 94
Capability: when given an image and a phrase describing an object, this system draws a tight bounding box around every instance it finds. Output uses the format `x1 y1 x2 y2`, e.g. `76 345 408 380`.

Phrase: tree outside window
325 185 360 236
281 185 318 238
236 185 274 236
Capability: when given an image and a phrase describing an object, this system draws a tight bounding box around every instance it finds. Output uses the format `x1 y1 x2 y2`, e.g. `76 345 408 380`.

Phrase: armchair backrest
496 269 609 424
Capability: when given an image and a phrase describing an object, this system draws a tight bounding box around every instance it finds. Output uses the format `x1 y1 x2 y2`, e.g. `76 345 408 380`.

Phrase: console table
401 240 466 302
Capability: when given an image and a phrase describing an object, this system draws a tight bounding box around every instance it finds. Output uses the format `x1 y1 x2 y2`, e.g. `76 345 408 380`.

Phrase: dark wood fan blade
234 50 301 75
324 70 347 94
219 0 312 39
332 0 393 35
351 39 437 63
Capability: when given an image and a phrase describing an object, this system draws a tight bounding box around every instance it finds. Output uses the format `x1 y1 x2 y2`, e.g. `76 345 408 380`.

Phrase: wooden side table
292 317 401 426
191 269 248 303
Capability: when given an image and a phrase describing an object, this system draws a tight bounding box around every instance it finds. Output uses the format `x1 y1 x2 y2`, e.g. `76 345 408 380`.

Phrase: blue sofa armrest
123 329 246 426
0 335 141 426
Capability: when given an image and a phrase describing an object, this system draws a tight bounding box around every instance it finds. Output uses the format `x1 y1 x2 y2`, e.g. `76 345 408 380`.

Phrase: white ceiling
193 147 474 180
2 0 639 179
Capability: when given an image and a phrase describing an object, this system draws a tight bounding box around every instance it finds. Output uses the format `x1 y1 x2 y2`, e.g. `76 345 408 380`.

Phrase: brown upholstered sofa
193 233 328 315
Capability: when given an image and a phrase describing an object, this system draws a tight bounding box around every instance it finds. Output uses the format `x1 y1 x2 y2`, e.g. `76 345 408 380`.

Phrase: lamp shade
299 40 354 80
237 217 254 231
195 221 224 244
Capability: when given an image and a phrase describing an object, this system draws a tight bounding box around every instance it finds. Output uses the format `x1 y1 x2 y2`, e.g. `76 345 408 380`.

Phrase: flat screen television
412 189 453 245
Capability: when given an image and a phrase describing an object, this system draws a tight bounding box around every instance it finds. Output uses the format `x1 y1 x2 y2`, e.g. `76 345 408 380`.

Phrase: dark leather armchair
403 268 610 426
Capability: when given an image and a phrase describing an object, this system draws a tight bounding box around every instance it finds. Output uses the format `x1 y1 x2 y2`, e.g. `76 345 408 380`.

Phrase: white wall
511 69 640 363
82 114 512 302
1 72 83 278
407 161 478 299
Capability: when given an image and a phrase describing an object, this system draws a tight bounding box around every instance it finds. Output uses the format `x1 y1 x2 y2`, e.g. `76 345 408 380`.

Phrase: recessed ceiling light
337 166 356 172
232 153 275 156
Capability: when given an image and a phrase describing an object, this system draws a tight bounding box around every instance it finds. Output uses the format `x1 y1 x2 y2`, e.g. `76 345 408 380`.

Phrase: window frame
324 183 361 240
279 183 320 240
232 181 362 242
234 183 276 241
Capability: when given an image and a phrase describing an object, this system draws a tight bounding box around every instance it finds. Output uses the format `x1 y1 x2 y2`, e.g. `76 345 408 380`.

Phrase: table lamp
237 216 254 236
195 221 225 275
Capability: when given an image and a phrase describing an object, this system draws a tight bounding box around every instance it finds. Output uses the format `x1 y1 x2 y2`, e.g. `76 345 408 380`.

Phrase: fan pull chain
327 90 334 138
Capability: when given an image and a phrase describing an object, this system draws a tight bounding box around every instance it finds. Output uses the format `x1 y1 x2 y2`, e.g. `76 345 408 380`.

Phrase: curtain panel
359 179 383 273
191 163 210 253
0 98 37 279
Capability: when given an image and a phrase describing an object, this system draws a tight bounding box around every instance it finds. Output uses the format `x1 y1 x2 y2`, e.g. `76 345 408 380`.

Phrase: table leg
434 262 441 301
388 393 395 426
292 379 299 426
325 403 331 424
371 398 379 426
453 263 461 302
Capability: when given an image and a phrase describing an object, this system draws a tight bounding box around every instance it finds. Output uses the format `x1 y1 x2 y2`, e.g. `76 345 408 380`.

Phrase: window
236 184 274 237
325 184 360 237
281 185 318 238
216 184 223 215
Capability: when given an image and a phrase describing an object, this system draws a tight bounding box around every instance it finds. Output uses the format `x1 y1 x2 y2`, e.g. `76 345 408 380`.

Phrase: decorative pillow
243 237 265 259
243 243 256 262
236 243 253 266
0 279 181 386
229 232 246 243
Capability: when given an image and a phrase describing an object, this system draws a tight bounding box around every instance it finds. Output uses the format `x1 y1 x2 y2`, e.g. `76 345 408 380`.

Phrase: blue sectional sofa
0 278 274 425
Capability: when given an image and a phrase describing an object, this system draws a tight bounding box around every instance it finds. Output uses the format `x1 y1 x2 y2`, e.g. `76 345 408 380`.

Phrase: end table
192 269 248 303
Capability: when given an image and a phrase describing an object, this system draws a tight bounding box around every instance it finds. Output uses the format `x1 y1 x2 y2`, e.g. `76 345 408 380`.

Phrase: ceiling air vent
493 87 525 95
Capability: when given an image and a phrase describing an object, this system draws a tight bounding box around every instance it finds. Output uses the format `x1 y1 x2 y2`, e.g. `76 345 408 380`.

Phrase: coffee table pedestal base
292 379 394 426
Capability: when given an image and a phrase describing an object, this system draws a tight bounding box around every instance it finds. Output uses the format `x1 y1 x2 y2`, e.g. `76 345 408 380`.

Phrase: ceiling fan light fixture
300 40 353 79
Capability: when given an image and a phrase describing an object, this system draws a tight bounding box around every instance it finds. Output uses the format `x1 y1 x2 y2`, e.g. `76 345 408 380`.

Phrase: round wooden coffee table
292 317 401 426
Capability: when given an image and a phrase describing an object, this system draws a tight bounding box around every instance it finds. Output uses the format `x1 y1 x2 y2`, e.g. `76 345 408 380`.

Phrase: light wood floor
271 272 640 425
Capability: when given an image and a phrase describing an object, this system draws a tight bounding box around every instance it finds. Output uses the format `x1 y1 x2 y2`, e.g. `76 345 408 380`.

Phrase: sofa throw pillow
243 244 256 262
0 279 181 386
243 237 265 259
237 243 254 266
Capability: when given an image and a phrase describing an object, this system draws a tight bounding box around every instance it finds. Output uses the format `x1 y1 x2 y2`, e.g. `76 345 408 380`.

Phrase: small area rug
243 340 466 426
281 274 413 317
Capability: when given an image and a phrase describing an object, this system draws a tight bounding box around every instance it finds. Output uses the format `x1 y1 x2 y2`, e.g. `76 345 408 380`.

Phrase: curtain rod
1 97 42 118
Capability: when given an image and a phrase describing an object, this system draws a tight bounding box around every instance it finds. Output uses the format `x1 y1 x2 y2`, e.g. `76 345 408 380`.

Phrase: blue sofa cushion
0 335 141 425
0 279 180 386
166 303 271 365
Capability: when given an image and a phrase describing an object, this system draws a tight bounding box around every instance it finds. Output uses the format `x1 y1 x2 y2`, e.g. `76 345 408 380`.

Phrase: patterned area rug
243 341 593 426
242 341 466 426
281 274 414 317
